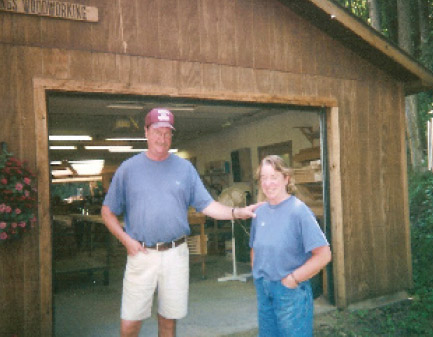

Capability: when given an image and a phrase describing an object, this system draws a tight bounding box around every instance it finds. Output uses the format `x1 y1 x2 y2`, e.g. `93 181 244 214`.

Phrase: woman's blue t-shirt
249 196 329 281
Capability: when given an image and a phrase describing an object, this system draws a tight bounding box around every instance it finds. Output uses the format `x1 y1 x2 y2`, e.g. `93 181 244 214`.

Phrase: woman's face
260 162 289 205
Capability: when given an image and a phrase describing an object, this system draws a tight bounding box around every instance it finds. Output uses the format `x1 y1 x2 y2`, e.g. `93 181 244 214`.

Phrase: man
101 108 260 337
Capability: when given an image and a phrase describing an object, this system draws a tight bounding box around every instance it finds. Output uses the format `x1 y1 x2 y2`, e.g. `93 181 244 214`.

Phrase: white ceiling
47 92 319 171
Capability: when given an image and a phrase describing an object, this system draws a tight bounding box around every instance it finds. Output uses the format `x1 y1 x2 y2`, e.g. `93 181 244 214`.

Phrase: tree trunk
417 0 429 59
397 0 424 170
397 0 413 54
368 0 381 30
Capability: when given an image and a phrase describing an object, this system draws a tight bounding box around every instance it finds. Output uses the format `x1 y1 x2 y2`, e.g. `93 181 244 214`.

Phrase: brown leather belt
140 236 186 251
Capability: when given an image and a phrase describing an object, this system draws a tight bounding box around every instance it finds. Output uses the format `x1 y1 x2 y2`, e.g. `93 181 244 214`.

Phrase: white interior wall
182 109 321 178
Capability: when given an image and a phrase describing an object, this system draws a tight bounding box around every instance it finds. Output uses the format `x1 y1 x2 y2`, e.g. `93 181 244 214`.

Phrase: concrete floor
54 256 335 337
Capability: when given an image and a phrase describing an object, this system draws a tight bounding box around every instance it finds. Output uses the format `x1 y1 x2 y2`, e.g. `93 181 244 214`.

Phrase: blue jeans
254 278 313 337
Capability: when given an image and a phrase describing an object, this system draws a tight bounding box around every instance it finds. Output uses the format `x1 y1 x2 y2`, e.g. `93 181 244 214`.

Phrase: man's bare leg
158 314 176 337
121 319 142 337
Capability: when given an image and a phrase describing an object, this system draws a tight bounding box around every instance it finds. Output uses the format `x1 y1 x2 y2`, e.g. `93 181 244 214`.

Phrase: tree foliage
334 0 370 21
332 0 433 67
333 0 433 67
333 0 433 48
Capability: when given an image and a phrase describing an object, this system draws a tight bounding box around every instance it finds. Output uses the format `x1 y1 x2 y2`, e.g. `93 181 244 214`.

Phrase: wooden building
1 0 433 336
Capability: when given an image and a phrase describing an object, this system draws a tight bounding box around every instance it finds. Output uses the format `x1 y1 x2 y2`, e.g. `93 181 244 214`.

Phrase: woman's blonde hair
255 155 296 202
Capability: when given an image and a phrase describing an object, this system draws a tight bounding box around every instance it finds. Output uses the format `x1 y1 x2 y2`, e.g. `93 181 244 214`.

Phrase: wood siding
0 0 411 335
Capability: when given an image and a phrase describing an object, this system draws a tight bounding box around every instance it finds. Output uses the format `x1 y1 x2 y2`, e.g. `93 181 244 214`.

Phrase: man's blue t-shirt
249 195 329 281
103 153 213 246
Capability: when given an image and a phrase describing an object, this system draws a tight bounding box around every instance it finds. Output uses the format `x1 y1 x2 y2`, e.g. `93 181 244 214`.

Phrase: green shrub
408 171 433 226
402 171 433 335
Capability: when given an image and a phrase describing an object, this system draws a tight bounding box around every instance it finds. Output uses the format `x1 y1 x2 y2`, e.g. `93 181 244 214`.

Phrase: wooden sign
0 0 98 22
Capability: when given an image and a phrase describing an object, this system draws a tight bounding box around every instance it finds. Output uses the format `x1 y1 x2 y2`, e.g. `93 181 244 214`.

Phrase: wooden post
400 91 413 288
34 83 53 337
199 216 206 278
327 107 347 308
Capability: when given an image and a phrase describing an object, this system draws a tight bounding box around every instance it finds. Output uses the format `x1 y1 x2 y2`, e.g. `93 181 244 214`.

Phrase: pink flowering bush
0 144 37 243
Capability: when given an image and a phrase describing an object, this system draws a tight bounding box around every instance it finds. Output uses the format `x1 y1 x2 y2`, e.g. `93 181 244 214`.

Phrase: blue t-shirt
249 196 329 281
103 153 213 246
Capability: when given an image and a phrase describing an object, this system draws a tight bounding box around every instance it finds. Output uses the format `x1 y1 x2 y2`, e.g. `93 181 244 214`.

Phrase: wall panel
0 12 14 42
42 48 71 79
134 0 160 56
199 0 220 64
340 79 360 300
202 63 221 92
179 61 202 94
252 0 271 69
158 0 180 60
69 49 95 81
138 57 163 86
40 15 72 49
355 79 376 298
234 0 254 68
217 0 236 65
156 59 180 91
179 0 200 61
118 0 139 54
12 14 41 45
0 45 43 337
220 65 238 93
91 52 117 82
367 76 382 293
0 46 18 145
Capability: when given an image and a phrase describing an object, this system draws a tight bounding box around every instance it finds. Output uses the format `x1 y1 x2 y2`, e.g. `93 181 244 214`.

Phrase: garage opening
47 91 332 335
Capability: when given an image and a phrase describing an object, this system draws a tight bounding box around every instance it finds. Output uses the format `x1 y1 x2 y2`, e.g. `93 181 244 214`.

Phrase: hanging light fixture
69 160 105 176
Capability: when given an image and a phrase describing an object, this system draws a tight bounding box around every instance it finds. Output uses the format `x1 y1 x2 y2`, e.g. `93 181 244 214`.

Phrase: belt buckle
156 242 164 251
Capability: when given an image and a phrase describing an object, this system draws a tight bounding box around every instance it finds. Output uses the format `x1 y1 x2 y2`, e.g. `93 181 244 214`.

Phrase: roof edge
283 0 433 94
313 0 433 93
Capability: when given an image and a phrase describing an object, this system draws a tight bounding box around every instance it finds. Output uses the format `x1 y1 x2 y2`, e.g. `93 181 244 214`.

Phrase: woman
249 155 332 337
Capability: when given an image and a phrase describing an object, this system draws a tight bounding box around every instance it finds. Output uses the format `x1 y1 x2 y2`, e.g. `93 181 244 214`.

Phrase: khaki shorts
121 242 189 321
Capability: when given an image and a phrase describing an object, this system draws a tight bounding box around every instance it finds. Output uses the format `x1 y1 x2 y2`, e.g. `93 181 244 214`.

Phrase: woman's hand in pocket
281 273 298 289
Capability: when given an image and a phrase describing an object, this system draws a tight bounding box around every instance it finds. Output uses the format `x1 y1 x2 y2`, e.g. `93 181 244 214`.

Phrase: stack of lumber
187 235 208 255
293 159 322 184
292 152 323 217
292 146 321 164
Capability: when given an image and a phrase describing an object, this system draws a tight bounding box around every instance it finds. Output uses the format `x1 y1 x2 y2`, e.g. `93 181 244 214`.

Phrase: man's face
145 126 173 158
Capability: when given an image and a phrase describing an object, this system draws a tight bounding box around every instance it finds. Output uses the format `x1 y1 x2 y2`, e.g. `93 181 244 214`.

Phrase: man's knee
121 319 142 337
158 314 176 337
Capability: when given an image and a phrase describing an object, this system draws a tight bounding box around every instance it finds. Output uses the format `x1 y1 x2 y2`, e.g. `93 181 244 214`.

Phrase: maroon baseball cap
145 108 175 129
